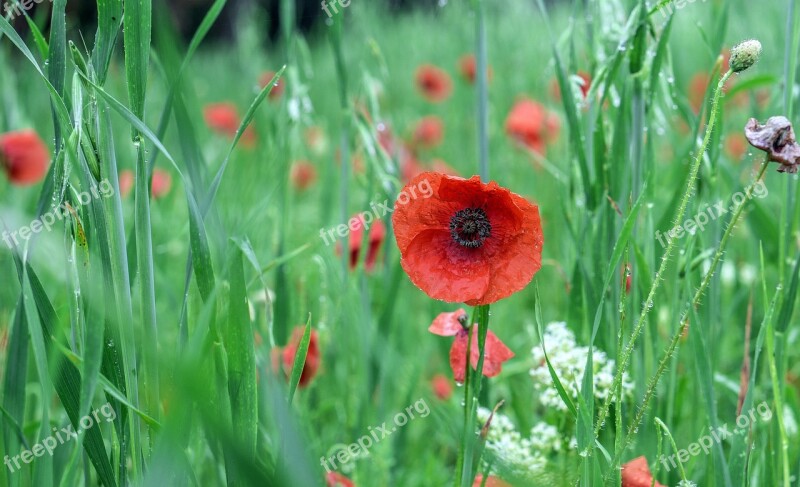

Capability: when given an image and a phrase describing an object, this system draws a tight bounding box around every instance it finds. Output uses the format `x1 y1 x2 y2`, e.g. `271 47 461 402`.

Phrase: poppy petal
401 229 491 304
429 309 468 336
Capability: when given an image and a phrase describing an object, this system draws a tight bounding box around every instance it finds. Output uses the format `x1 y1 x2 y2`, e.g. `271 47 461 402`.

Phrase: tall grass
0 0 797 486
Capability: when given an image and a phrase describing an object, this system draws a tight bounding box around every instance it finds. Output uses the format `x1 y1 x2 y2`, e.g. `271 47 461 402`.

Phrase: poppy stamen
450 208 491 248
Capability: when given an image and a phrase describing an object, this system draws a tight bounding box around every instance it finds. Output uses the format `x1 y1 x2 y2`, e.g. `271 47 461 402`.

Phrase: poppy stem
594 68 733 441
455 304 490 487
612 158 771 471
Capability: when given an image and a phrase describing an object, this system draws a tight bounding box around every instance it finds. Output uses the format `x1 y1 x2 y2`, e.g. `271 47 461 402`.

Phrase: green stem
594 69 733 438
457 305 490 487
615 159 769 463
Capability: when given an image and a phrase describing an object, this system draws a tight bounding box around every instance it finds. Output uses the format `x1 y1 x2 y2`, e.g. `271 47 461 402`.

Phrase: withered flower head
745 116 800 173
729 39 762 73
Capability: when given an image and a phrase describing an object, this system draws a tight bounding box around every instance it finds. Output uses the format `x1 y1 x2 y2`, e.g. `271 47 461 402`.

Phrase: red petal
449 330 469 383
621 456 665 487
450 328 514 382
478 330 515 378
401 230 491 304
465 194 543 306
428 309 468 336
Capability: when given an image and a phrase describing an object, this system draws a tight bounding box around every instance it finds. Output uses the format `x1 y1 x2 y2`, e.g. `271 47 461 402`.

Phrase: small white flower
677 480 697 487
477 408 564 476
530 322 632 411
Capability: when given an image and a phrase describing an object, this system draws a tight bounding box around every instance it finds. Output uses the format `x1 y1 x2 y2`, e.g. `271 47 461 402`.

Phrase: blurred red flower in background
429 309 514 383
203 102 256 147
472 475 511 487
326 472 355 487
416 64 453 103
0 130 50 185
550 70 592 101
151 169 172 199
392 172 543 305
272 326 320 388
431 373 453 400
290 160 318 191
621 456 665 487
336 214 386 272
260 70 285 100
458 54 493 84
725 132 748 161
119 169 172 199
505 98 560 154
411 116 444 148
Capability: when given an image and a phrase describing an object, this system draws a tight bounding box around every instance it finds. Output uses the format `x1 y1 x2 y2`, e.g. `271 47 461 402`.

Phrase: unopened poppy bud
729 39 762 73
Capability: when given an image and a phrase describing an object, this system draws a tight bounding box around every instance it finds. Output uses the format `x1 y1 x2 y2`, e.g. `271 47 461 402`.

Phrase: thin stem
454 318 474 487
594 69 733 437
617 159 769 460
455 305 490 487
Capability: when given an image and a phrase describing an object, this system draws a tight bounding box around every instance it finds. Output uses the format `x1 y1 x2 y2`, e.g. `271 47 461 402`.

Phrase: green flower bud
730 39 762 73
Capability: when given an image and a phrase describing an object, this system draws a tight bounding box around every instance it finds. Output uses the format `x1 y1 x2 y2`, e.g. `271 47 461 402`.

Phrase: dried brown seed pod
744 116 800 174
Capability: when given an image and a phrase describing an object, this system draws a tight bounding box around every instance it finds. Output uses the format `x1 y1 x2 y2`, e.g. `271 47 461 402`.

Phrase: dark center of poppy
449 207 491 248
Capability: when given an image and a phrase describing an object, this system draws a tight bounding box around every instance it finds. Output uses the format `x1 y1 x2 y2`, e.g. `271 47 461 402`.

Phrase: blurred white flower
477 408 563 476
721 261 736 286
739 264 757 286
530 322 633 411
677 480 697 487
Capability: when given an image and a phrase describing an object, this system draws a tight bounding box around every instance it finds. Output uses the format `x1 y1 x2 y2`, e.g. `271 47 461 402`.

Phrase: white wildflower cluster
677 480 698 487
477 408 566 476
530 322 633 411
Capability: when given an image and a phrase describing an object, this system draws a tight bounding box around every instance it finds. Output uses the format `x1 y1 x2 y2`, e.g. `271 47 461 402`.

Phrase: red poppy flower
621 263 632 295
119 170 134 198
290 160 318 191
689 70 745 114
688 73 711 113
392 172 543 305
260 70 285 100
550 71 592 101
203 103 256 147
621 456 665 487
415 64 452 103
118 170 168 199
431 373 453 400
326 472 355 487
118 169 171 199
725 133 748 161
429 309 514 383
274 326 320 388
151 169 172 199
505 98 557 154
0 130 50 185
411 116 444 148
472 474 511 487
336 214 386 272
458 54 493 84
